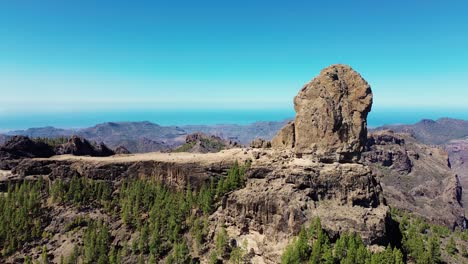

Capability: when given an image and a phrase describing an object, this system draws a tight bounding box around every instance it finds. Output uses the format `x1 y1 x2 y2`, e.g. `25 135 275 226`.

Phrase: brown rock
271 121 295 149
274 64 372 162
363 131 465 228
114 146 131 154
250 138 271 149
54 136 115 157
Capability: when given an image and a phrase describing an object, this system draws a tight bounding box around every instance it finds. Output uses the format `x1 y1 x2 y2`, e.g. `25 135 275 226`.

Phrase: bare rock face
175 132 238 153
273 64 372 162
0 136 55 170
55 135 115 157
114 145 131 154
363 130 465 228
271 121 295 149
250 138 271 149
211 158 390 263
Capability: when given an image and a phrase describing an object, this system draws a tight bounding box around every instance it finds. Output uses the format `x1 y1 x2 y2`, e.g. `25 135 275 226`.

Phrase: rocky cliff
272 65 372 162
362 131 465 228
208 65 390 263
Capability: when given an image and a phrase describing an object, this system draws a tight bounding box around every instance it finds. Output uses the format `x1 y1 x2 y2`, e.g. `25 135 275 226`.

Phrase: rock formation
55 135 115 157
114 145 131 154
0 136 55 169
272 64 372 162
250 138 271 148
209 65 389 262
363 130 466 228
173 132 239 153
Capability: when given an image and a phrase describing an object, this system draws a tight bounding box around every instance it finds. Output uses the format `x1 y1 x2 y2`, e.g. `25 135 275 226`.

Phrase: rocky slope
0 136 55 170
362 131 465 228
375 119 468 214
173 133 239 153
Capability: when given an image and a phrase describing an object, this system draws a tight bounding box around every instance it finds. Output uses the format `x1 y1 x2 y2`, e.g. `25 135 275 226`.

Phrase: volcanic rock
250 138 271 149
55 135 115 157
174 133 238 153
114 146 131 154
363 130 465 228
273 64 372 162
271 121 295 149
0 136 55 169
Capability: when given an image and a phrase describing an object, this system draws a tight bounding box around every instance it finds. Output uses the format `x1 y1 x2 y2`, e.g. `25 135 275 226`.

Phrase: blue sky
0 0 467 114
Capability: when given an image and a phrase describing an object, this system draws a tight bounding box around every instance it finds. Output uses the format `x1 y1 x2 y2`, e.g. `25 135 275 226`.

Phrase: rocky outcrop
174 133 239 153
445 138 468 211
10 158 231 191
250 138 271 149
273 64 372 162
210 154 390 263
55 136 115 157
0 136 55 169
363 130 465 228
114 145 131 154
271 121 295 149
363 131 413 174
207 65 388 263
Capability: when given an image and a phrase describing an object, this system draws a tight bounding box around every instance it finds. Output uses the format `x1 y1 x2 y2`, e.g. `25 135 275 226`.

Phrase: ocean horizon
1 107 467 132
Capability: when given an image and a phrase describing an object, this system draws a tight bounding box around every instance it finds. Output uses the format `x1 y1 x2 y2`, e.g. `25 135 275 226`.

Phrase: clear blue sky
0 0 467 114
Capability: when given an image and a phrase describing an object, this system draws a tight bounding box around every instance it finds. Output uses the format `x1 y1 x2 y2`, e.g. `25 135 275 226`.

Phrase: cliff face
445 137 468 210
213 156 389 262
209 65 390 263
272 65 372 162
362 131 465 228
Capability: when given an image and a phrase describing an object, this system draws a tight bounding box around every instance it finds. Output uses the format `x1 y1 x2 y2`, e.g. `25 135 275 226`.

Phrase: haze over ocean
1 107 467 132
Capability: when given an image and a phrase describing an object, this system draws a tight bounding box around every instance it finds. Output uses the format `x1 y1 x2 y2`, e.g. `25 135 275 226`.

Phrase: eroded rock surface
363 130 465 228
0 136 55 169
212 157 389 262
55 135 115 157
273 64 372 162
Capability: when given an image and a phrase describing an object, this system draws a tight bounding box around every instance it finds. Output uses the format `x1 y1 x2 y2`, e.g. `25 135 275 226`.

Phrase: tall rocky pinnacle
272 64 373 162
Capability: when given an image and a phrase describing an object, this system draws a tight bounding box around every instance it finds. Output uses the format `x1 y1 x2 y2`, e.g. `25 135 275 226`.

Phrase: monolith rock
272 64 372 162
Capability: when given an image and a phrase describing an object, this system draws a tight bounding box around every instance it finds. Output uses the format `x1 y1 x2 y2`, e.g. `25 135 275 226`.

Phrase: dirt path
37 148 253 165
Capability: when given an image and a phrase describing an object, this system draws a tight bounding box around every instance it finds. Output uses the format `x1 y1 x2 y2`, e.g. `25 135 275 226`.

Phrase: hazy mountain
3 120 288 153
375 118 468 145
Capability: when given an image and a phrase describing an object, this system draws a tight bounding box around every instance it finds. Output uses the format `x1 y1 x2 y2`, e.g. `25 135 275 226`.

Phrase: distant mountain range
1 120 289 153
375 118 468 145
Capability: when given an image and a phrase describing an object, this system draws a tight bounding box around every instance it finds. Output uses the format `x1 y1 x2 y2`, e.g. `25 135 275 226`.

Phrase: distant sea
1 108 467 132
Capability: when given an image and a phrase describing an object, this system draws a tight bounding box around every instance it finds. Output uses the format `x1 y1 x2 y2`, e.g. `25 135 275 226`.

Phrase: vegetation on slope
280 217 404 264
281 209 468 264
0 179 46 256
1 161 248 263
2 160 467 263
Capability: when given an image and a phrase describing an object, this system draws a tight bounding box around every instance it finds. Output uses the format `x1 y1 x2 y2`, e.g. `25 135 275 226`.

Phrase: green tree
446 236 457 255
216 227 228 256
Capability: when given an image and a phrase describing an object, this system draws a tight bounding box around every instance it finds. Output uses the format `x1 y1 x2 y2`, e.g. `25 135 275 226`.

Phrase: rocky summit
272 64 372 162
